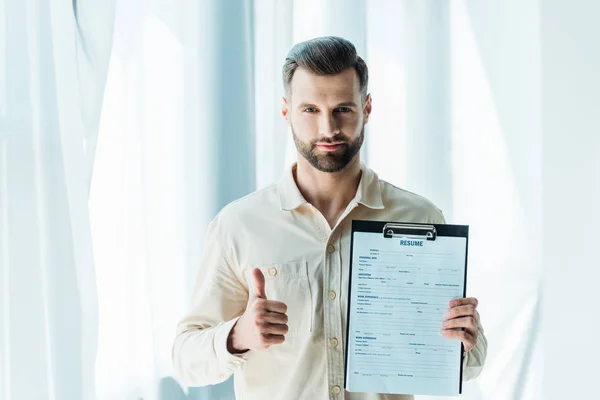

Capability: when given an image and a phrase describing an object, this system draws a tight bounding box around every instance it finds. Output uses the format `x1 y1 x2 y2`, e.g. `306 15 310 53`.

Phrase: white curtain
0 1 116 400
90 0 255 399
92 0 543 399
541 1 600 398
0 0 545 399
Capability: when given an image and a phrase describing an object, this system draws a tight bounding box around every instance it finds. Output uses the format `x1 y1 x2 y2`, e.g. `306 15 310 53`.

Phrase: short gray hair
282 36 369 103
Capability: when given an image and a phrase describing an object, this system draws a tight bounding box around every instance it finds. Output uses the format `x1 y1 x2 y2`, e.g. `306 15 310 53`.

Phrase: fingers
255 309 288 342
260 321 289 335
445 304 479 320
252 268 267 299
440 326 474 341
442 315 477 333
252 301 289 337
257 310 288 325
256 299 287 314
260 333 285 346
440 326 477 352
442 298 480 352
449 297 478 308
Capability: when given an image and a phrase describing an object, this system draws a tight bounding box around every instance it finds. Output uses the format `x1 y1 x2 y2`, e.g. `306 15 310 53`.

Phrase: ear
363 94 372 124
282 96 291 126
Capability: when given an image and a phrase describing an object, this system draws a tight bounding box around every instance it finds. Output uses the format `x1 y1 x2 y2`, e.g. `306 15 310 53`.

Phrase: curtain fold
1 1 543 399
253 0 293 189
0 1 116 400
91 1 542 399
90 0 256 399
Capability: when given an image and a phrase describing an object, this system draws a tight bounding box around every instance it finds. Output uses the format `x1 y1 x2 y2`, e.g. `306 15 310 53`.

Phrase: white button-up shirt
173 163 487 400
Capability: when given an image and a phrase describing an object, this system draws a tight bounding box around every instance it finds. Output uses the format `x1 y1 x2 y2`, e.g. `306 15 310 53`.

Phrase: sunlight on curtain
1 1 115 399
91 12 188 400
364 0 407 190
541 2 600 397
91 1 255 399
89 1 542 399
253 0 293 189
447 1 542 399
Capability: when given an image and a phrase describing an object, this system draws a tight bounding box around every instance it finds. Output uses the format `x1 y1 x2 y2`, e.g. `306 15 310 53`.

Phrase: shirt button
328 290 336 300
219 374 225 379
327 244 335 253
331 385 341 395
329 337 339 348
268 267 277 276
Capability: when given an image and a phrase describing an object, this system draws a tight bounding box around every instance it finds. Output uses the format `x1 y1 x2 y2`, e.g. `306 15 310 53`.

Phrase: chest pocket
245 261 312 337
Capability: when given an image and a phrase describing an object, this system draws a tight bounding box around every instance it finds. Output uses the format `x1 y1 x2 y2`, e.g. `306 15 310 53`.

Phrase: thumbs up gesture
227 268 289 353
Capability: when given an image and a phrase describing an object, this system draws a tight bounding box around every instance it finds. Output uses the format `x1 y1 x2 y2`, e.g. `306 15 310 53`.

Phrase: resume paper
345 231 467 396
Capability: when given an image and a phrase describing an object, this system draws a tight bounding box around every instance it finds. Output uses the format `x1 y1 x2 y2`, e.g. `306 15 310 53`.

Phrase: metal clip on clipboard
382 223 437 240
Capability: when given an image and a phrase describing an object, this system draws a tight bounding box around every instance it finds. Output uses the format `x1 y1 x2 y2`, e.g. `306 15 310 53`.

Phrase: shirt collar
277 162 385 211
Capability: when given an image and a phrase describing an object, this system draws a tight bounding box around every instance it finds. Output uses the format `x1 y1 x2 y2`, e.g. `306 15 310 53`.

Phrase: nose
319 113 340 138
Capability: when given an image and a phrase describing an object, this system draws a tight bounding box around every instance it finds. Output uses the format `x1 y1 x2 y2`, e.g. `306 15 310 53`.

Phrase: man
172 36 487 400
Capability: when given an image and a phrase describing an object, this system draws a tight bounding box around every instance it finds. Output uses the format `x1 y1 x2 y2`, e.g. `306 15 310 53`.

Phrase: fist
227 268 289 353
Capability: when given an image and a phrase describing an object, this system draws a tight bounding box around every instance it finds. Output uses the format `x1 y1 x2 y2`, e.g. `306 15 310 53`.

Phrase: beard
291 125 364 173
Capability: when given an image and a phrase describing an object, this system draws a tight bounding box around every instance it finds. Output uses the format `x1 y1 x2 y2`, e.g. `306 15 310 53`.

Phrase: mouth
315 143 345 152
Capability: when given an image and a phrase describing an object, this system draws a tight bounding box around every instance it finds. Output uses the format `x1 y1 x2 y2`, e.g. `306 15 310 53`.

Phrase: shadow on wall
158 376 235 400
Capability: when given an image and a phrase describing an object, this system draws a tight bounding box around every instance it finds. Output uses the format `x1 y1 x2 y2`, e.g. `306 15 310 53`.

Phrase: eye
304 107 317 113
335 107 352 113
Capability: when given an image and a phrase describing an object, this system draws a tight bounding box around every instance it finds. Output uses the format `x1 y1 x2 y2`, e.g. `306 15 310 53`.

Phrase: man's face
282 67 372 173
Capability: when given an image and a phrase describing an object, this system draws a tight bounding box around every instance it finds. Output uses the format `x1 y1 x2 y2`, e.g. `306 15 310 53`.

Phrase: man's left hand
441 297 480 352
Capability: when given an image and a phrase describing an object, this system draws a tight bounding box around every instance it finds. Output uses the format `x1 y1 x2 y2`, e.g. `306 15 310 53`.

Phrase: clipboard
344 220 469 396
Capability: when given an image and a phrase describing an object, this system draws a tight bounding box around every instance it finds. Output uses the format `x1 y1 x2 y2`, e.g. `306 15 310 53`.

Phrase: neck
294 155 362 227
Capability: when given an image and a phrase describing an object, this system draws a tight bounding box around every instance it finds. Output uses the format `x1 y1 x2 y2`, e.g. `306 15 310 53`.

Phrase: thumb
252 268 267 299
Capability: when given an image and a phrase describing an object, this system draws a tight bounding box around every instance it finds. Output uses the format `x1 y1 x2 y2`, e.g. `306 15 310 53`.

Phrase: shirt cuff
214 316 250 372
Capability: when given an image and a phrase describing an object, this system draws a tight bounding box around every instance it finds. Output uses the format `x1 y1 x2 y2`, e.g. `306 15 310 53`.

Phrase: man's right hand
227 268 289 353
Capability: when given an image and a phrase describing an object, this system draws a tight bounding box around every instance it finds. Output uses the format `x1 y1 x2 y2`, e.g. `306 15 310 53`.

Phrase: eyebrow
296 102 359 109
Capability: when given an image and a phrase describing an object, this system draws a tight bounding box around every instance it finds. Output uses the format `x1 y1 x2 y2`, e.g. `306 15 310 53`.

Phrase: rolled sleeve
462 320 488 381
214 316 250 367
172 216 249 387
